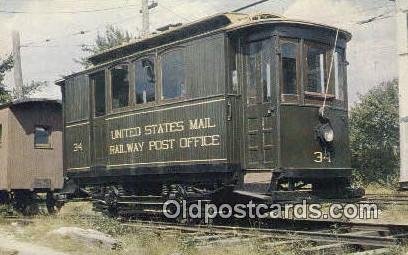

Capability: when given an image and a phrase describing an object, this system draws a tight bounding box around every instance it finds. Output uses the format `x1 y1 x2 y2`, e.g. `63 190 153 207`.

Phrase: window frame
244 38 273 105
279 38 300 103
34 125 52 149
333 48 347 102
90 70 107 118
0 124 3 146
159 47 187 102
303 41 336 100
109 62 133 112
134 55 157 107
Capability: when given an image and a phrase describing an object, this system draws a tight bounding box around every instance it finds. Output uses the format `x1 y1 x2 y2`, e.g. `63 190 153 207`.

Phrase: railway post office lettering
148 139 176 151
179 135 220 148
109 142 145 155
189 118 216 130
111 127 142 140
108 117 220 155
144 121 184 135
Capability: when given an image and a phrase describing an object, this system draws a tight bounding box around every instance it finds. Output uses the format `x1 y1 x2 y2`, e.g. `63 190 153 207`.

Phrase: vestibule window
281 42 298 95
305 45 327 94
161 49 186 100
135 57 156 104
90 71 106 117
111 64 130 109
334 50 346 101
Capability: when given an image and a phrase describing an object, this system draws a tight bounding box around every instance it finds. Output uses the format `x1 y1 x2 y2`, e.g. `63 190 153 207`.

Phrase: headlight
321 124 334 143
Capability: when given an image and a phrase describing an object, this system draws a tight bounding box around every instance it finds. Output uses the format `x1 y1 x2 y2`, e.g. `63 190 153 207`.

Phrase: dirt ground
0 191 407 255
0 232 67 255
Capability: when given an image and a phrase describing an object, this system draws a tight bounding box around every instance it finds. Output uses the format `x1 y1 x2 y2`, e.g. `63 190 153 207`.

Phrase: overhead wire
0 3 141 14
15 0 398 51
156 2 192 23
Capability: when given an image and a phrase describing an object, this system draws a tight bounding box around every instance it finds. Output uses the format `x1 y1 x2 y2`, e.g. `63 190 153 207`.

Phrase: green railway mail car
57 13 355 211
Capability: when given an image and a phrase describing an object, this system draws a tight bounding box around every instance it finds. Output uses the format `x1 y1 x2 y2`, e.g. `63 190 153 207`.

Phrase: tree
78 25 133 68
16 81 47 99
349 79 400 185
0 54 13 103
0 54 47 104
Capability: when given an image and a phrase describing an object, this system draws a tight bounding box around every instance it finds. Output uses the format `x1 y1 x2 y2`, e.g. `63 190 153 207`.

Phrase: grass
0 202 314 255
364 183 396 195
0 202 408 254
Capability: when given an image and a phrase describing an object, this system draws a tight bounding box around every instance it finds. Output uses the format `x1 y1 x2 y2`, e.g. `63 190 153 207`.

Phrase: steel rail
122 219 408 247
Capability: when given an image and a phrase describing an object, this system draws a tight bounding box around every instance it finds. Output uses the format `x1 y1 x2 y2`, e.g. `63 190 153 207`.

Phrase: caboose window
161 49 186 100
34 126 50 148
91 71 106 117
135 56 156 104
281 42 298 95
111 64 130 109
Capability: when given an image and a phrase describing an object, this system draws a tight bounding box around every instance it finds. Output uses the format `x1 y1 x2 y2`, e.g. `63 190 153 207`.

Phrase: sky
0 0 398 105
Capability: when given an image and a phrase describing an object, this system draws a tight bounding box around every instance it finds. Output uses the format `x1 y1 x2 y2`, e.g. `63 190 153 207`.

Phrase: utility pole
396 0 408 189
142 0 149 37
12 30 23 99
141 0 158 37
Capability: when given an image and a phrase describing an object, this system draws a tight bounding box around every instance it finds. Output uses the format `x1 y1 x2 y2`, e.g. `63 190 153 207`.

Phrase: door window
90 71 106 117
247 40 271 104
281 42 298 95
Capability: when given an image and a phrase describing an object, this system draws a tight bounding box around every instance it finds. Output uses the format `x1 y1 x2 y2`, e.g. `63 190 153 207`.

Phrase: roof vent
250 13 282 21
156 23 183 32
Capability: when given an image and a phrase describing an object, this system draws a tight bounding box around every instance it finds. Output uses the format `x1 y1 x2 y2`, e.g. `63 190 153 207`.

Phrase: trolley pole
396 0 408 189
142 0 149 37
12 30 23 99
141 0 158 38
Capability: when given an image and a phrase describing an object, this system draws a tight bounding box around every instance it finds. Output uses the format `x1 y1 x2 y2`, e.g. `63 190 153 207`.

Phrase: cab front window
304 42 346 102
305 44 329 94
334 50 346 101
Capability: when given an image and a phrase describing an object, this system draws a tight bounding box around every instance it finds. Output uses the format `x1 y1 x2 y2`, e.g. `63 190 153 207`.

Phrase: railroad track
363 194 408 205
122 219 408 254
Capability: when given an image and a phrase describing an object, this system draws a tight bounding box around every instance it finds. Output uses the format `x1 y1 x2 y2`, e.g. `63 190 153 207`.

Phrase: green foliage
0 54 46 104
78 25 133 68
17 80 47 99
0 54 14 103
350 79 400 185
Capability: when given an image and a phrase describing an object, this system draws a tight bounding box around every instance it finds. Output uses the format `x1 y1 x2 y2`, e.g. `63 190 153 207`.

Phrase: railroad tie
300 243 346 254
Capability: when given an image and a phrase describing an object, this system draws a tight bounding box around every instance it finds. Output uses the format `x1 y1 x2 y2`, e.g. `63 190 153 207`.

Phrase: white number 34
313 152 332 163
73 142 84 152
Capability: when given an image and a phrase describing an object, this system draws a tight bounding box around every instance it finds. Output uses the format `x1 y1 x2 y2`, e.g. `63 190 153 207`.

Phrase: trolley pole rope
322 27 340 117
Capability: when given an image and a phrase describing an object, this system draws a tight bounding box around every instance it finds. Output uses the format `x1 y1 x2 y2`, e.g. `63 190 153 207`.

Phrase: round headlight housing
321 124 334 143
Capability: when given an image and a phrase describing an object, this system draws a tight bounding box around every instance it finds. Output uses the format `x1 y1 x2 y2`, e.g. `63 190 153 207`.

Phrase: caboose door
243 38 278 170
